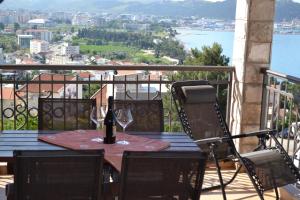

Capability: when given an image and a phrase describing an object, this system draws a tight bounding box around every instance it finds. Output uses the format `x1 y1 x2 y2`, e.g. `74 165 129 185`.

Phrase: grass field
133 52 171 64
80 44 172 64
80 44 139 54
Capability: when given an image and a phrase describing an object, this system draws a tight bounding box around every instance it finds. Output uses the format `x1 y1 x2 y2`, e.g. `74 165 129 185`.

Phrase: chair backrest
171 80 234 158
114 99 164 132
38 98 96 130
119 151 207 200
14 150 104 200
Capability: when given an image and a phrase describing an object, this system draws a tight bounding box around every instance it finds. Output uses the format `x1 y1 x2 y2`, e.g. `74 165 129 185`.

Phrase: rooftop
18 73 76 93
27 19 50 24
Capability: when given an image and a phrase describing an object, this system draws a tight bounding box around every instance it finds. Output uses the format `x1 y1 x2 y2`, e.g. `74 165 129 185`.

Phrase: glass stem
123 127 126 133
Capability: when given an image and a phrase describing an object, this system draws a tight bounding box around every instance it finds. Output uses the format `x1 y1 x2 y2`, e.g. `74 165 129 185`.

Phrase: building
30 40 49 54
27 18 53 27
72 13 92 26
118 14 136 21
0 12 17 24
50 12 72 21
18 73 83 109
0 85 14 109
16 12 31 24
17 35 33 49
49 55 84 65
0 48 4 64
61 43 80 56
24 29 53 42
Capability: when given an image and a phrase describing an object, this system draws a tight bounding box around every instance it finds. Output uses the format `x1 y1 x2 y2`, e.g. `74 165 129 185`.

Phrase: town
1 9 300 67
1 1 300 200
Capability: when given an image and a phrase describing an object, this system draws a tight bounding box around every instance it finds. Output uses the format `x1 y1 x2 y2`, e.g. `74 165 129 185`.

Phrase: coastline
175 26 300 36
174 28 300 77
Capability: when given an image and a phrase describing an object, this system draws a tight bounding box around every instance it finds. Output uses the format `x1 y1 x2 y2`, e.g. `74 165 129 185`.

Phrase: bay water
176 28 300 78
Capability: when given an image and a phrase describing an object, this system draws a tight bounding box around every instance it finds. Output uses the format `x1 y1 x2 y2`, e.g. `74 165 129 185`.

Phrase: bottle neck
107 96 113 110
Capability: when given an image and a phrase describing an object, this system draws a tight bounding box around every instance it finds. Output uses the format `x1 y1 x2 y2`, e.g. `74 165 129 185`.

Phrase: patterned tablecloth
38 130 170 172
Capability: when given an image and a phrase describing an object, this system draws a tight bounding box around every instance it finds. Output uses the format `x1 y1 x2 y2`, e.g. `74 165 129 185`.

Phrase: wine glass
90 106 107 143
114 107 133 145
90 106 107 128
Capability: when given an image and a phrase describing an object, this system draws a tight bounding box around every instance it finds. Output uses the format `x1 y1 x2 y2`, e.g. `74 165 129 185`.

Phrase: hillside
0 0 299 21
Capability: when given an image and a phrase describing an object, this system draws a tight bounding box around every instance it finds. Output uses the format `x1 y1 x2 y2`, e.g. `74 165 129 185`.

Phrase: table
0 130 200 163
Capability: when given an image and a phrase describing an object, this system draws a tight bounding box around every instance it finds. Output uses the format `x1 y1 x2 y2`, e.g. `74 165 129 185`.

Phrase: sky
171 0 300 1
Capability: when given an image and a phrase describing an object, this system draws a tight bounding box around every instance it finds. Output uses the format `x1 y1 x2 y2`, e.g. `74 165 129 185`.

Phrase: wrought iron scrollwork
2 89 39 130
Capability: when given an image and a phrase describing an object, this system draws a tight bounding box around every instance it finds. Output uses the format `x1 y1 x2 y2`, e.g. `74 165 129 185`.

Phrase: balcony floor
202 170 277 200
0 171 279 200
0 175 13 200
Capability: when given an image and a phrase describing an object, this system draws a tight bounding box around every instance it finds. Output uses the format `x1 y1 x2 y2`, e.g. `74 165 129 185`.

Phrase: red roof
19 73 76 93
78 72 95 79
20 58 39 65
0 87 14 100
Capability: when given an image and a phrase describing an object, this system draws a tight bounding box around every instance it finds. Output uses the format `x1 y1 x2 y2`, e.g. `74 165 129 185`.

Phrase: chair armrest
194 129 276 145
230 129 276 140
195 137 225 145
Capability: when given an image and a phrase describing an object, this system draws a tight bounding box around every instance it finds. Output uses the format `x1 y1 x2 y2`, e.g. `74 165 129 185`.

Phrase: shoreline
174 26 300 36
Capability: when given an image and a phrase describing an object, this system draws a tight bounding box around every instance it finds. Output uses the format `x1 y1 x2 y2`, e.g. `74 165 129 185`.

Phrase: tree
0 22 4 31
13 22 20 32
185 43 229 66
163 43 230 131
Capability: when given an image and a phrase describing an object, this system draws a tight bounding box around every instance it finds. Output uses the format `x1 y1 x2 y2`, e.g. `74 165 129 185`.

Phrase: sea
176 28 300 78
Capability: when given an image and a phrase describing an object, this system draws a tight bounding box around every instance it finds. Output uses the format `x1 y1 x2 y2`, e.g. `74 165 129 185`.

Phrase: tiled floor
202 170 277 200
0 171 281 200
0 175 13 200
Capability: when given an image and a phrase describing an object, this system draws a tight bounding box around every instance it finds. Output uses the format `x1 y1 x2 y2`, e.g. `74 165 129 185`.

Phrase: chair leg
211 145 227 200
274 187 279 200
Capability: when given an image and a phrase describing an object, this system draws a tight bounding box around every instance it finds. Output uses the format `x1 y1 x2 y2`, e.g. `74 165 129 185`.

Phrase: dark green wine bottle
103 96 116 144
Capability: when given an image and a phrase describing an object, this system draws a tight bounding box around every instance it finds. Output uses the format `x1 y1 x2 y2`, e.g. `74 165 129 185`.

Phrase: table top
0 130 200 162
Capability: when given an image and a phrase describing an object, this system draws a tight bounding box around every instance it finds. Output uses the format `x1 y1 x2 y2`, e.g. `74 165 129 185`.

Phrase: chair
171 80 300 200
38 98 96 130
118 151 207 200
114 99 164 132
8 150 104 200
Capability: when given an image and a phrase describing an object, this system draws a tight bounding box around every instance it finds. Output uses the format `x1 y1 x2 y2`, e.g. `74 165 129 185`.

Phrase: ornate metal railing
0 64 234 131
261 70 300 170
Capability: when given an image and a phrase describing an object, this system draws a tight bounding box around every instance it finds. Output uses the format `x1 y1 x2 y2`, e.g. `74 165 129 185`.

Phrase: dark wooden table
0 130 200 162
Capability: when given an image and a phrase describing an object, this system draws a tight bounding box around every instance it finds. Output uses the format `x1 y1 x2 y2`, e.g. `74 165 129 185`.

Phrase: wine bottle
103 96 116 144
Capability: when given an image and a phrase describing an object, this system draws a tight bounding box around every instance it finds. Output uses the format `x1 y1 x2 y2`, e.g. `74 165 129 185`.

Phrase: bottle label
112 125 116 137
103 126 106 135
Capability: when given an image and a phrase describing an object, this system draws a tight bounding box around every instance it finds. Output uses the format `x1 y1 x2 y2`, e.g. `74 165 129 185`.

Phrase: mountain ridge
0 0 299 21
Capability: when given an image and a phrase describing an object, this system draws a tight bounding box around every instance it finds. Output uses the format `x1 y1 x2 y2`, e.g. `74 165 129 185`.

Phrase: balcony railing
0 64 234 132
261 70 300 172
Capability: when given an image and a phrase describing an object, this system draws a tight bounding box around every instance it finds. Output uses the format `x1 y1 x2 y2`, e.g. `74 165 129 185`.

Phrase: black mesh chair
171 80 300 200
118 151 207 200
38 98 96 130
114 99 164 132
9 150 104 200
